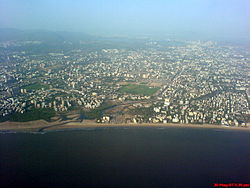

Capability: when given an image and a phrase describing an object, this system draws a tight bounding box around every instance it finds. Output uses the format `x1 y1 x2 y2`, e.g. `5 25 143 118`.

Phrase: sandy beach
0 119 249 132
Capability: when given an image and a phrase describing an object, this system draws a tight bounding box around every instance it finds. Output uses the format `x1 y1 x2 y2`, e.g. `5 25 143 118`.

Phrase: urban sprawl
0 40 249 127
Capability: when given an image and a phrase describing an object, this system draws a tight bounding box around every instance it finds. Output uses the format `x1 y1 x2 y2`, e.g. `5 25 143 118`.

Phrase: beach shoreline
0 120 249 133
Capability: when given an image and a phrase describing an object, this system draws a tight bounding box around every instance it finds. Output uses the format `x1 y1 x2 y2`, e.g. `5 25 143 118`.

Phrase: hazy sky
0 0 249 39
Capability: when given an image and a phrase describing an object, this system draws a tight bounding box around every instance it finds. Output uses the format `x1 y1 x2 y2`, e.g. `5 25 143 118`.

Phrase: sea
0 127 249 188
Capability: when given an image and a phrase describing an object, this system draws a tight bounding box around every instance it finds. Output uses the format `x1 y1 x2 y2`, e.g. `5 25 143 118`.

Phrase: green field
0 108 55 122
119 84 159 96
22 83 49 91
81 102 114 120
130 107 155 120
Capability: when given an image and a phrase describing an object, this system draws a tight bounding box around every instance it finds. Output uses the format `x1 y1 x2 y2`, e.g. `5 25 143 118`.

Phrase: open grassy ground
119 84 159 96
22 82 49 91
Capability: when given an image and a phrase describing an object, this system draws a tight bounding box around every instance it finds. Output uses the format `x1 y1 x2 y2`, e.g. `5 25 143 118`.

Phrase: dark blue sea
0 127 250 188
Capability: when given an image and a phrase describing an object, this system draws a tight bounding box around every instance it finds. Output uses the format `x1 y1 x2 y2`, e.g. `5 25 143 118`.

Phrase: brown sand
0 120 249 132
47 122 250 131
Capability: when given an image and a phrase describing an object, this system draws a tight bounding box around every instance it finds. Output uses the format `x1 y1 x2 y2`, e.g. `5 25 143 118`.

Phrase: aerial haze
1 1 250 188
0 0 249 41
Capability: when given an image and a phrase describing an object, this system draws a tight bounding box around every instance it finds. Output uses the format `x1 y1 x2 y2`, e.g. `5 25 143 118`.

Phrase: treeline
0 108 55 122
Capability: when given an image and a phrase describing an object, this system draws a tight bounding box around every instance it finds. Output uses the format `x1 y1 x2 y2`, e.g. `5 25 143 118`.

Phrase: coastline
0 120 249 133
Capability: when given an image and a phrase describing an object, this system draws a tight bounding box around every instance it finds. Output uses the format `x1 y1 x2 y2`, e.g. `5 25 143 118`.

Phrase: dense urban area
0 38 249 127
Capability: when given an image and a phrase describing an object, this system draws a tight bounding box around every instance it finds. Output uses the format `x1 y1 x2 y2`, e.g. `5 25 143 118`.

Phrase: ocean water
0 127 250 188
